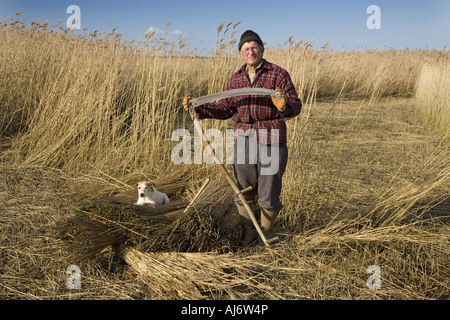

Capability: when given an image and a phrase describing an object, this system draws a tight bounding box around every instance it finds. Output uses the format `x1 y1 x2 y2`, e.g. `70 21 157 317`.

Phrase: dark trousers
233 136 288 211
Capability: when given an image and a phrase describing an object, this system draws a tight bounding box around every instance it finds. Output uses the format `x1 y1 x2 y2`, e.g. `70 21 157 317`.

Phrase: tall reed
416 62 450 133
1 16 448 179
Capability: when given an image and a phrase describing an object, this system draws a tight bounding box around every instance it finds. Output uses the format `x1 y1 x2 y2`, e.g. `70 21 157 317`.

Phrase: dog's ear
149 180 156 188
134 182 139 188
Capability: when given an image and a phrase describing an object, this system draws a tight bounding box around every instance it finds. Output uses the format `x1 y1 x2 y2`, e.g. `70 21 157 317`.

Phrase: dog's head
135 181 156 198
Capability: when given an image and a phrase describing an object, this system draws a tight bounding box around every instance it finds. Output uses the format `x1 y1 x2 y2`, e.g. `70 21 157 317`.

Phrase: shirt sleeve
279 104 293 117
276 69 302 120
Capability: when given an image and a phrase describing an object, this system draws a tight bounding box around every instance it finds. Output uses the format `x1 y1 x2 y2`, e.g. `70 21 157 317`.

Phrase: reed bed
0 15 449 300
1 17 448 178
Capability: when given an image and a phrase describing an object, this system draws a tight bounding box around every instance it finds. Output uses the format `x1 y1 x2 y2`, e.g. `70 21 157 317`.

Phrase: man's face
239 41 264 67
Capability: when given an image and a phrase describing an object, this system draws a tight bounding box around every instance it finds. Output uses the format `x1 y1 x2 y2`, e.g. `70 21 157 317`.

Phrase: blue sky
1 0 449 52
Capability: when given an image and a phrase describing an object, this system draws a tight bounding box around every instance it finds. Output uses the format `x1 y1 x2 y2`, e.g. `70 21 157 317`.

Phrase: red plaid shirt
196 59 302 145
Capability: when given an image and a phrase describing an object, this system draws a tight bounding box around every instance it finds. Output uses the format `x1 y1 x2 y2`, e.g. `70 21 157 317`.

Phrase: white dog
134 181 170 206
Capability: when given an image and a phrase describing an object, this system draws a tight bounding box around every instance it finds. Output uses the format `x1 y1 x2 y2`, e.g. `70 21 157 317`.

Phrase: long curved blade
189 88 283 108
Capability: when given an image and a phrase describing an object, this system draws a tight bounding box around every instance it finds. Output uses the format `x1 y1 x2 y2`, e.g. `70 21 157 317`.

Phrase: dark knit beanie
238 30 264 51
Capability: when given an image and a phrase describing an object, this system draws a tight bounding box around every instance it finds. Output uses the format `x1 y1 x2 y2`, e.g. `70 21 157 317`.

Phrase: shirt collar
240 59 270 74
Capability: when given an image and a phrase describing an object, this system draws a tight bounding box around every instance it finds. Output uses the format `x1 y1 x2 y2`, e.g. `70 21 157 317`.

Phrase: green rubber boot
236 203 258 246
259 208 280 246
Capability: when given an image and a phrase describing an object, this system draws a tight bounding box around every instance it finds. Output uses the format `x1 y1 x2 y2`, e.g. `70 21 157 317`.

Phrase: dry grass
0 16 449 300
1 17 448 176
123 249 279 300
416 62 450 133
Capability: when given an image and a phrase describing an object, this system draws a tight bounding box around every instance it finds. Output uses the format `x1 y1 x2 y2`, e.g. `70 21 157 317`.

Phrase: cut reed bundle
133 178 242 253
124 248 272 300
59 173 242 261
59 166 193 259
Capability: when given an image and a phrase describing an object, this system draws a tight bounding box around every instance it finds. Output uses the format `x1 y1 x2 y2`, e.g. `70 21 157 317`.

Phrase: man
183 30 302 245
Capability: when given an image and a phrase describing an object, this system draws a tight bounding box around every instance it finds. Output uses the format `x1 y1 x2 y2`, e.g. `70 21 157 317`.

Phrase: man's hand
271 87 286 112
182 95 194 111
